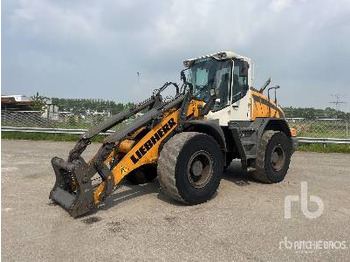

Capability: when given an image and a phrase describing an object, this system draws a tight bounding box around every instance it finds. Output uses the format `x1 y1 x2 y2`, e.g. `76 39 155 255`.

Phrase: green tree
30 92 47 111
284 106 350 119
51 97 127 115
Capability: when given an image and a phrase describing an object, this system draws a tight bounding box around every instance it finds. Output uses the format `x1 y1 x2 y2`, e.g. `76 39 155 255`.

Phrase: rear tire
158 132 223 204
252 130 292 183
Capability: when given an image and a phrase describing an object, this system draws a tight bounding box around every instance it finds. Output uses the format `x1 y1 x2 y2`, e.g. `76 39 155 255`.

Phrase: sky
2 0 350 111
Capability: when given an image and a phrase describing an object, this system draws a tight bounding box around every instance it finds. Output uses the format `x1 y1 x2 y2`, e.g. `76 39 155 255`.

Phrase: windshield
188 57 232 109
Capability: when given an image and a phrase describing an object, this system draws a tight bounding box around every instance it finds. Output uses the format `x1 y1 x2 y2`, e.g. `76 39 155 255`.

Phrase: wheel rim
186 150 213 189
270 145 285 171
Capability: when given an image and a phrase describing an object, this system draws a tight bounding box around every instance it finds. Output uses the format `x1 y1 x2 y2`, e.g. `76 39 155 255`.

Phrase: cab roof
183 51 252 67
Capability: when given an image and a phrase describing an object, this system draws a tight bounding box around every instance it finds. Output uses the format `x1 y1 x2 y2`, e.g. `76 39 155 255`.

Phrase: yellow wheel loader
50 51 298 217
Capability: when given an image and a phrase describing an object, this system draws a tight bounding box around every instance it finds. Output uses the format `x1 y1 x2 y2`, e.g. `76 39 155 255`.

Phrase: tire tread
158 132 216 203
252 130 280 183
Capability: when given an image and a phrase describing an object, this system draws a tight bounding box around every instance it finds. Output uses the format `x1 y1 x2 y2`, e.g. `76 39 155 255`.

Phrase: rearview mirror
180 69 186 82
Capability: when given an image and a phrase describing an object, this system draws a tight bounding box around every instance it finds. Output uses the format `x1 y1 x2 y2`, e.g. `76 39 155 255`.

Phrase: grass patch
297 143 350 154
1 131 104 143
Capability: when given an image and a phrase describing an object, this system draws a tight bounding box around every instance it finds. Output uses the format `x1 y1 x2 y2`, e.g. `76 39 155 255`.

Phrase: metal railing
1 126 115 135
297 137 350 144
1 111 350 144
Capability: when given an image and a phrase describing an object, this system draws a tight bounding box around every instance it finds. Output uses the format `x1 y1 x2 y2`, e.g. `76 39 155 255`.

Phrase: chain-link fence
2 111 350 140
1 110 127 134
286 118 350 139
1 111 111 129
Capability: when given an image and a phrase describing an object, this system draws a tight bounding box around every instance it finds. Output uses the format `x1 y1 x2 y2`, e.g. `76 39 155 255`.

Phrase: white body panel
206 89 252 125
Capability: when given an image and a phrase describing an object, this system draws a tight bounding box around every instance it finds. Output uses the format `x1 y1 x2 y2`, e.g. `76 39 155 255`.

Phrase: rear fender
262 118 291 137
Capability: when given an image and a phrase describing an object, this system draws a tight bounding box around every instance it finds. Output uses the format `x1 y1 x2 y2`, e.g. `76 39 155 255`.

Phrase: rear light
290 128 297 137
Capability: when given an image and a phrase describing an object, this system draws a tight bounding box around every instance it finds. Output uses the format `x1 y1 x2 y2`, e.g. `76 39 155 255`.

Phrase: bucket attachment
50 157 95 218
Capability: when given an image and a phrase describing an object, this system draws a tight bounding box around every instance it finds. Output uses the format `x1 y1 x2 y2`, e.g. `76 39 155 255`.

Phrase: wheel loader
50 51 298 217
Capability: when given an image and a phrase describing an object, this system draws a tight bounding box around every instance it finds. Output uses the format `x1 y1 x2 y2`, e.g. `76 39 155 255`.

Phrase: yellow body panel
250 90 285 120
111 111 179 185
93 99 203 204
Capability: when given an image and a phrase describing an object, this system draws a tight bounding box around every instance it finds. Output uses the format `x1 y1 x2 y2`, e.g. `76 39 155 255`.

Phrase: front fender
184 120 227 151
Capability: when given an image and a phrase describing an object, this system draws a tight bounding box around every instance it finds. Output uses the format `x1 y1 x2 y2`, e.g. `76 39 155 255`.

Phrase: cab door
206 59 252 125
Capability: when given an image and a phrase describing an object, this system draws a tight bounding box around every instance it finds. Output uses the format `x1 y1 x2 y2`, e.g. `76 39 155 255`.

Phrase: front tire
252 130 292 183
157 132 223 204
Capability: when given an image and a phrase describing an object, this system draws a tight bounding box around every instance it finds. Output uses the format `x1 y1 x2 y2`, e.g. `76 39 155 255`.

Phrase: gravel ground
1 139 350 261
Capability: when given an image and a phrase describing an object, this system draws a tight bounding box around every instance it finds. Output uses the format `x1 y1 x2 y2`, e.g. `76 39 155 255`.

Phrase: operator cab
184 51 253 124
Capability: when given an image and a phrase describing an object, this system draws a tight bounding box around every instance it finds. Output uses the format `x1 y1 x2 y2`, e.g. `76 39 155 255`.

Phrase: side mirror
180 70 186 82
240 61 249 77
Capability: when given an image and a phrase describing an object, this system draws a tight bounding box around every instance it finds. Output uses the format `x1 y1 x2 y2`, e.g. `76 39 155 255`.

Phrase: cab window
232 60 249 103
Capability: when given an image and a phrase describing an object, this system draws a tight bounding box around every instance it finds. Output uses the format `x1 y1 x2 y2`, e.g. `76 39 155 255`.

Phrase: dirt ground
1 139 350 261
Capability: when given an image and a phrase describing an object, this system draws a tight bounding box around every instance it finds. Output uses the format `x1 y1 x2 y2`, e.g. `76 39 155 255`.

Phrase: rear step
49 157 95 218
